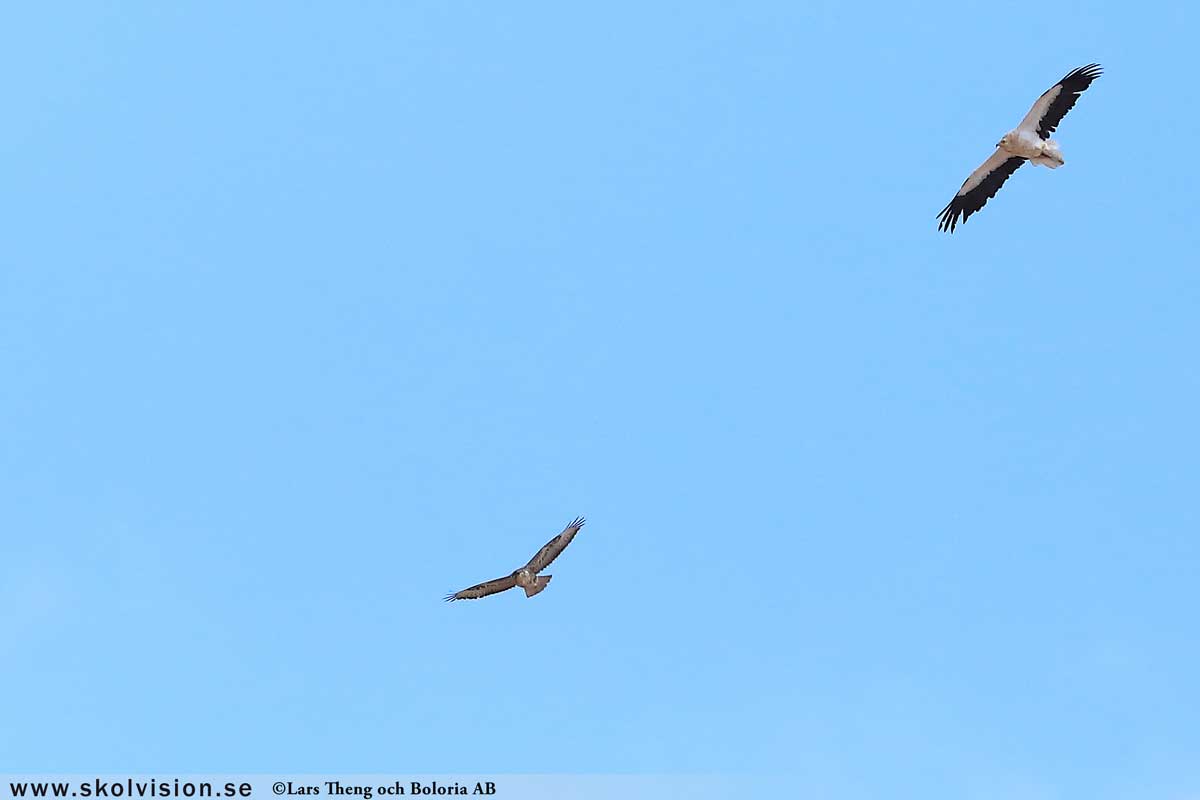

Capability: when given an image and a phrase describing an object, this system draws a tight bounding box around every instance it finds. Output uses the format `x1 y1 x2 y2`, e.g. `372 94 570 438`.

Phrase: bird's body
513 566 551 598
444 517 585 602
938 64 1102 232
1000 129 1063 166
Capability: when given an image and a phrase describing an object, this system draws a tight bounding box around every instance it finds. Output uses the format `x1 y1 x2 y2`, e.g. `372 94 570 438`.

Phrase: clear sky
3 2 1198 798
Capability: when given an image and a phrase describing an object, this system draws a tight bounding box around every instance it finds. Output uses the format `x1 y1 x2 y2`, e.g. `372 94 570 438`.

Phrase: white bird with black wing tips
445 517 586 602
938 64 1103 233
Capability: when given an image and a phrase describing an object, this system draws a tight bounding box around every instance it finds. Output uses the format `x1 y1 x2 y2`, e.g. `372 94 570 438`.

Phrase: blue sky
3 2 1198 797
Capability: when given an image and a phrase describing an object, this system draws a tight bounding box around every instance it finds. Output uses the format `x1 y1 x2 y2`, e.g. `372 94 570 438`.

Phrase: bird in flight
938 64 1103 233
444 517 586 602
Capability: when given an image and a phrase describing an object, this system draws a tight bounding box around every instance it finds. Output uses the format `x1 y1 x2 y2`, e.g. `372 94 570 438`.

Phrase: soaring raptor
938 64 1103 232
444 517 586 602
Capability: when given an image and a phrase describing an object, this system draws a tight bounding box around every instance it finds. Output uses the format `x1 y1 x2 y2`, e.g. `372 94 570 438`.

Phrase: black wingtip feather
1059 63 1103 88
1036 64 1102 139
936 157 1026 233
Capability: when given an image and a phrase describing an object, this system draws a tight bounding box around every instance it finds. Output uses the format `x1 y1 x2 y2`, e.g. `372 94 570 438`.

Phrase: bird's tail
524 575 551 597
1042 140 1064 167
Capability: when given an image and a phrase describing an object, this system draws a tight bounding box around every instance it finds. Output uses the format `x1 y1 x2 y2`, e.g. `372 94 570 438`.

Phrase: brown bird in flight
444 517 586 602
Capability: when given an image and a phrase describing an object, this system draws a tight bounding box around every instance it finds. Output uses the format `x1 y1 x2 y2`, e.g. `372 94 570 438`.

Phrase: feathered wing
1017 64 1102 140
445 574 517 602
524 516 585 574
937 148 1026 233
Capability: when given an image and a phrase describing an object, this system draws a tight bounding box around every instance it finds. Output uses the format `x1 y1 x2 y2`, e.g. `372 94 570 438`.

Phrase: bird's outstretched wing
1018 64 1103 140
937 148 1026 233
524 516 585 574
445 574 518 602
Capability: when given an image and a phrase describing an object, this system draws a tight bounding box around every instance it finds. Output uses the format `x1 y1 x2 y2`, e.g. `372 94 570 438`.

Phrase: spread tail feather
524 575 551 597
1031 155 1063 169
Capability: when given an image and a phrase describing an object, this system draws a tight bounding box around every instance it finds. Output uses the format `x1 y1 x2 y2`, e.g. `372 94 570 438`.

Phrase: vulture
938 64 1103 233
445 517 586 602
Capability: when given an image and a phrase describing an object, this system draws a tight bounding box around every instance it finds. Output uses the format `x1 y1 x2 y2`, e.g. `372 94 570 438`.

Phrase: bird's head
997 134 1010 148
